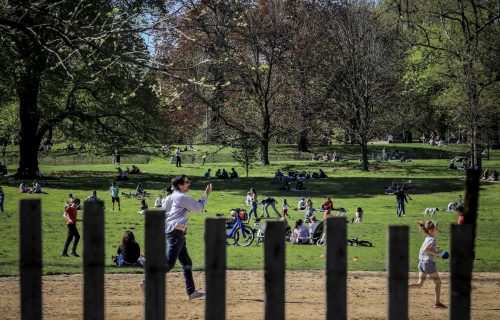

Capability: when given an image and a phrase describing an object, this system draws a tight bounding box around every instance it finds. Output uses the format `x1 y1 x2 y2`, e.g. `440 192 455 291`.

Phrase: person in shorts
109 181 120 211
409 220 447 308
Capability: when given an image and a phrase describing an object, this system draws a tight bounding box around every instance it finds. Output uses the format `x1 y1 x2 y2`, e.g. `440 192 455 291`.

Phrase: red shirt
322 200 333 208
65 206 78 225
457 214 464 225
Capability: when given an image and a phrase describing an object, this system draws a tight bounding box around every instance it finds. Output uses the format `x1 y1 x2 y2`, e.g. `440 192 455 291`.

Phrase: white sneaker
140 280 145 292
187 290 205 300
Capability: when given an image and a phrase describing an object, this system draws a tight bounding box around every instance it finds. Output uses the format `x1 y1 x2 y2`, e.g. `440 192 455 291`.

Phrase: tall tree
0 0 171 177
320 0 402 170
385 0 500 167
157 0 299 164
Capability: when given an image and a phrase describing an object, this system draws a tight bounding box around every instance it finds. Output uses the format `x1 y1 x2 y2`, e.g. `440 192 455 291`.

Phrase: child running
409 220 447 308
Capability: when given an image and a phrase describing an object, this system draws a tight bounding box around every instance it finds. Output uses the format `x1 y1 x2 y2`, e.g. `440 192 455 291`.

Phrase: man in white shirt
160 175 212 300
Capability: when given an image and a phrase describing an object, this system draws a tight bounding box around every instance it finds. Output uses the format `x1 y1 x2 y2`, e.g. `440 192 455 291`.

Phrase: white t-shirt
419 236 437 261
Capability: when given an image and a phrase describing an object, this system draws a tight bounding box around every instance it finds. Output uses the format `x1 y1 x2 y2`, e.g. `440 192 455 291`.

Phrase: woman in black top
116 230 142 266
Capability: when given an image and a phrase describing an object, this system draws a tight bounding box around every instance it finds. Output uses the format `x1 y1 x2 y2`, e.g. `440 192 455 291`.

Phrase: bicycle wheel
358 240 373 247
226 225 237 246
235 225 254 247
347 239 355 246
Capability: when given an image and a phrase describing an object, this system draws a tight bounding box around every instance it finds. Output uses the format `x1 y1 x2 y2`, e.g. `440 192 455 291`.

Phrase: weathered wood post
83 201 105 320
326 217 347 320
20 199 42 320
264 220 285 320
144 210 166 320
450 224 474 320
204 218 226 320
387 225 409 320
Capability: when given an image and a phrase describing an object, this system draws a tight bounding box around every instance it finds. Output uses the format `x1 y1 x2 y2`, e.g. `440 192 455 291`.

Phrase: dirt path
1 271 499 319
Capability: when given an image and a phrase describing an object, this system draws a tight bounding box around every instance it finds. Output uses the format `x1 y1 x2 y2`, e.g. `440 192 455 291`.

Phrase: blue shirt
162 190 207 234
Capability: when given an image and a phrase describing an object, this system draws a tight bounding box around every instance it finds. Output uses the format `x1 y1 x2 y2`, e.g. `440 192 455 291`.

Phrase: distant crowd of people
204 168 239 179
420 131 447 146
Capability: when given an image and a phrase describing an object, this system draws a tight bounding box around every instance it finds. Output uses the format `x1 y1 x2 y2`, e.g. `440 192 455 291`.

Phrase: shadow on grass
0 168 468 199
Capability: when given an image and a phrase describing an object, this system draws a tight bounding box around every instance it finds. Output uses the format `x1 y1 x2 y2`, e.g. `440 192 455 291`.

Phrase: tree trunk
260 139 270 165
16 59 43 178
360 143 369 171
260 105 271 165
298 131 309 152
464 61 480 169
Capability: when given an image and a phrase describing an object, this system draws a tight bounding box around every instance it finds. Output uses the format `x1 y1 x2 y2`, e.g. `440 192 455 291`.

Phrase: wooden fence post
144 210 166 320
20 199 42 320
387 226 409 320
205 218 226 320
83 201 105 320
326 217 347 320
264 221 285 320
450 224 474 320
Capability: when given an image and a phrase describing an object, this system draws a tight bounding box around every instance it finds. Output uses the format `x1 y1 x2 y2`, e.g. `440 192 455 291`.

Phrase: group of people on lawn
204 168 238 179
244 188 364 244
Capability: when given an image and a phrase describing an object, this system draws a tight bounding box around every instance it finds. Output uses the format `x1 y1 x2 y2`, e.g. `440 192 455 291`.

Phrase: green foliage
0 144 499 275
232 135 259 177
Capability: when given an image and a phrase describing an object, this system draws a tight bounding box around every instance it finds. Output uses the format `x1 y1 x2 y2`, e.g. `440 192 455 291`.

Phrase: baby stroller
310 220 324 244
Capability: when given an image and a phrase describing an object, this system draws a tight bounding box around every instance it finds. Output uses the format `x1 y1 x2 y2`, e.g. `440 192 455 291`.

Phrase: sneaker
433 302 447 309
61 252 69 257
187 290 205 300
140 280 145 292
70 251 80 257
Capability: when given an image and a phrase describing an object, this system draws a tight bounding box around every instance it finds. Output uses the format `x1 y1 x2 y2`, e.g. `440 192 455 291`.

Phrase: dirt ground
1 271 499 319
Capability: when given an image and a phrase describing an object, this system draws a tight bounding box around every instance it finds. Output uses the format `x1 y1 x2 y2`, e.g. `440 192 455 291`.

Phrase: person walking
393 187 410 217
141 175 212 300
409 220 447 308
61 198 81 257
175 148 182 167
109 181 121 211
247 188 258 220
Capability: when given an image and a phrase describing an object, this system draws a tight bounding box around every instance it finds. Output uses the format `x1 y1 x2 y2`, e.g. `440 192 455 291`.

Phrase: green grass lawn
1 144 499 276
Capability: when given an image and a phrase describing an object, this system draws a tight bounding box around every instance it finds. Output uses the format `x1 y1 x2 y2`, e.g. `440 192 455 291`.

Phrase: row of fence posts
19 200 475 320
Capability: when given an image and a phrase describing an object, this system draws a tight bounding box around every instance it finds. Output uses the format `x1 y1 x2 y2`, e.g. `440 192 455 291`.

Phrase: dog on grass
423 208 440 217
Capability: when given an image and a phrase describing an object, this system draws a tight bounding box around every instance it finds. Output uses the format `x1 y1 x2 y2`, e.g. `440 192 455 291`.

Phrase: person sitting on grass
138 199 148 215
85 190 99 203
230 168 239 178
19 181 29 193
220 169 229 179
154 194 163 208
30 181 42 194
291 219 309 244
129 165 141 174
354 207 363 223
112 230 144 267
318 169 327 179
486 169 498 182
304 198 315 222
135 183 145 196
297 197 306 210
321 197 333 210
308 216 320 234
204 168 211 179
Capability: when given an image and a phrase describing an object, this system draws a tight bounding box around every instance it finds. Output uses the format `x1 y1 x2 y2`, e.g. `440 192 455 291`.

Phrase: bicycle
224 210 254 247
347 237 373 247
